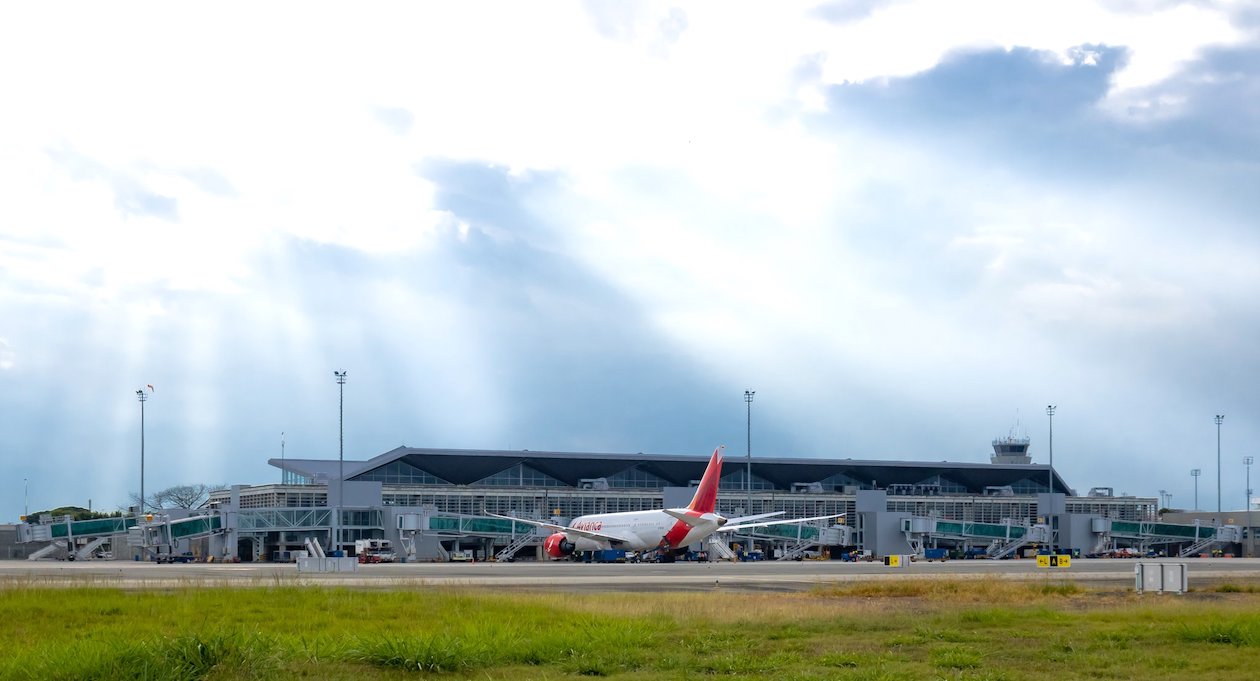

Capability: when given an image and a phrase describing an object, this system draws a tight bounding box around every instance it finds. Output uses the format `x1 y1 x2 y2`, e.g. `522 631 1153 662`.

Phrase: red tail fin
687 446 724 513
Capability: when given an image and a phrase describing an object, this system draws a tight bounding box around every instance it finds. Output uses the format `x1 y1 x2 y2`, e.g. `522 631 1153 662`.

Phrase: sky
2 1 1258 520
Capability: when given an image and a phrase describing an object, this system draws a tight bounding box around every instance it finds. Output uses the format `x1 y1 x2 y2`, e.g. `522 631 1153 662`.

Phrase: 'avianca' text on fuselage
487 445 844 560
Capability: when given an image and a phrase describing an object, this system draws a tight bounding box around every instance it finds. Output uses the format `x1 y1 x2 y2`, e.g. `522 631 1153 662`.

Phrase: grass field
2 579 1260 679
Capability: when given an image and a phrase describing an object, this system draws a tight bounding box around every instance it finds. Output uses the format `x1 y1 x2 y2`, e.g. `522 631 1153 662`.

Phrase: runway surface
4 558 1260 591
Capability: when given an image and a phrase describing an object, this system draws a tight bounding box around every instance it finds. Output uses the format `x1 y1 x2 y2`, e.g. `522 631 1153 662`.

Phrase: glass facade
719 469 776 491
913 475 968 494
816 472 869 492
1009 477 1049 494
605 467 669 489
474 464 567 488
356 460 449 485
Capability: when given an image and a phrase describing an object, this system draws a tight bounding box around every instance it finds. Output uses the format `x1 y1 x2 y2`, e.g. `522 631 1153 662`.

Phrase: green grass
1 581 1259 679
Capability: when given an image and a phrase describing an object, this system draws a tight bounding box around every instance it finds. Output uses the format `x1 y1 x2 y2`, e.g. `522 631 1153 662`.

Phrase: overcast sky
2 1 1258 520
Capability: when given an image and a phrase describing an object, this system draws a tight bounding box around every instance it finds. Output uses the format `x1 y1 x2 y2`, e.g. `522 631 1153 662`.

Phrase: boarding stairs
27 544 63 561
304 537 326 559
987 536 1031 560
987 524 1049 559
75 536 111 560
777 539 816 561
495 528 542 561
1177 525 1242 557
707 536 737 561
1179 536 1220 558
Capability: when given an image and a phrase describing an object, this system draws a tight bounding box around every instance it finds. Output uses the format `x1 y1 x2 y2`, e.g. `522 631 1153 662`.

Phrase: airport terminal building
252 443 1142 523
26 438 1234 564
195 439 1172 561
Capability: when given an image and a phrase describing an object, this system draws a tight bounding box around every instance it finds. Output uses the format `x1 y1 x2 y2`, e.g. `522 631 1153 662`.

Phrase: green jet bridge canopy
30 514 223 542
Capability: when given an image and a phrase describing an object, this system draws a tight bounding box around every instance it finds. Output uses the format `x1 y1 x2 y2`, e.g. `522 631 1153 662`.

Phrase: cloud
584 0 639 41
811 0 888 24
372 106 415 136
0 337 13 370
44 146 180 221
1 2 1257 521
1116 44 1260 160
827 44 1124 124
815 43 1132 183
178 167 237 198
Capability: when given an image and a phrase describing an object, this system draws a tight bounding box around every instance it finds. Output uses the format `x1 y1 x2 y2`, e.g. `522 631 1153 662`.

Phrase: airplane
487 445 844 561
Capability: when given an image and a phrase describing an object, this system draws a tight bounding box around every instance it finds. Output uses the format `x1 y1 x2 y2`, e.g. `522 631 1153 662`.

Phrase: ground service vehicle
355 539 396 563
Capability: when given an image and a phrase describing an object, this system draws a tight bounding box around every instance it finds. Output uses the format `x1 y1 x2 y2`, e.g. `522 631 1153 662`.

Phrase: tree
156 483 227 509
23 506 121 522
129 483 227 511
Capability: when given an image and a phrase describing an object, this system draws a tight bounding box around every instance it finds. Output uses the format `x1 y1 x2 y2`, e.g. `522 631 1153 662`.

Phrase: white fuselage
565 509 722 552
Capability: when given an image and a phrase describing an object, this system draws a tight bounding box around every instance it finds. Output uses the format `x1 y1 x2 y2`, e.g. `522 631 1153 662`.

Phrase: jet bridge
18 513 224 560
399 512 544 562
1092 518 1242 557
742 521 853 561
901 516 1051 559
897 515 1242 559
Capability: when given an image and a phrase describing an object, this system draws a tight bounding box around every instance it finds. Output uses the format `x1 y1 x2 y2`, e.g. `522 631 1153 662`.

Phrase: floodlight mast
1215 415 1225 514
136 389 147 514
1245 456 1254 557
334 370 347 552
744 390 755 515
1046 405 1056 494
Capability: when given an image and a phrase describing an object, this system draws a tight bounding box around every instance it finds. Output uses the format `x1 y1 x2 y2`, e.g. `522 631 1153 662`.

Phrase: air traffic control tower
990 433 1032 465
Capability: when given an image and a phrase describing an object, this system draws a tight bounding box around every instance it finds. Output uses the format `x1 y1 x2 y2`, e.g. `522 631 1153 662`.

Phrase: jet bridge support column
1037 493 1066 553
855 490 912 558
1057 513 1099 557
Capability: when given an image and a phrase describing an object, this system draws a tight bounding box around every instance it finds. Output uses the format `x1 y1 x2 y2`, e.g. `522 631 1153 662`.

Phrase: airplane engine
543 532 576 558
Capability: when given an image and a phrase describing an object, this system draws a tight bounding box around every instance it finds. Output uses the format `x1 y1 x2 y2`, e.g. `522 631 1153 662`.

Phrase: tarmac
3 557 1260 592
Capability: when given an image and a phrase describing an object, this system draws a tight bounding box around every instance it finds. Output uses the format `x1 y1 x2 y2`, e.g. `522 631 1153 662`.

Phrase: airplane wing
662 509 785 528
718 513 846 532
723 511 784 525
484 512 633 544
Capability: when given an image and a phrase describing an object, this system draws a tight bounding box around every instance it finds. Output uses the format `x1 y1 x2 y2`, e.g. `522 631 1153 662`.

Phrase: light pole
135 388 147 514
1245 456 1254 557
280 432 286 484
332 370 347 549
23 478 28 519
1158 490 1168 511
744 390 754 515
334 371 347 508
1191 468 1201 511
1046 405 1056 494
1215 415 1224 514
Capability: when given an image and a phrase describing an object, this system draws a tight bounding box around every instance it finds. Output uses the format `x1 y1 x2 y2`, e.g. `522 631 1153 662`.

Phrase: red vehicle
355 539 396 563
